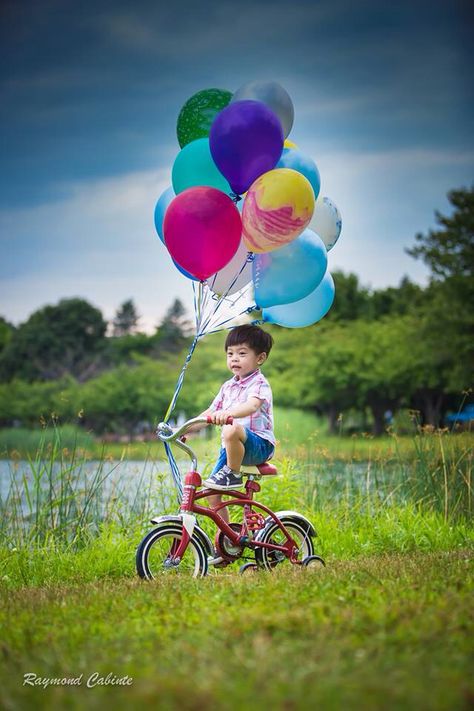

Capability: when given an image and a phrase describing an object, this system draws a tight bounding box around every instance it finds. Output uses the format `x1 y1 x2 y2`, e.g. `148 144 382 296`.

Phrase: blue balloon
277 148 321 199
263 271 335 328
172 137 230 195
154 186 175 244
172 258 199 281
253 229 327 308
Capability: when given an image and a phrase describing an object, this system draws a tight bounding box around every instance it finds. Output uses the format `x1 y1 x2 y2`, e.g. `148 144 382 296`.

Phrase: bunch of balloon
152 79 343 340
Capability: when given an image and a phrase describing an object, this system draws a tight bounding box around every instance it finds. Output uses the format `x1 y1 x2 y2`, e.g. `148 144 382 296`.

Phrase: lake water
0 459 184 519
0 457 399 521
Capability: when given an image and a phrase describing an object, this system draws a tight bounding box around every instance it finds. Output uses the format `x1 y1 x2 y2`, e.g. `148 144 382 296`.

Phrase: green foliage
112 298 140 336
0 377 79 427
407 186 474 280
105 332 156 365
405 187 474 406
328 272 426 321
0 298 107 382
78 355 182 433
153 297 193 353
0 316 14 352
328 271 371 320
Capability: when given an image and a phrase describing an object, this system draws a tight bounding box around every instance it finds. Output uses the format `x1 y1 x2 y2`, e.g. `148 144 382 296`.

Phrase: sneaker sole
202 481 243 491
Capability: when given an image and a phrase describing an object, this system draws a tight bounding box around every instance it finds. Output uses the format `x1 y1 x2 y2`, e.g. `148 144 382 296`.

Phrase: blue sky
1 0 473 331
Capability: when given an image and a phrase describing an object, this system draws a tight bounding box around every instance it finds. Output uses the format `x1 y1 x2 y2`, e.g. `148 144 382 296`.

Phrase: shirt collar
232 368 260 384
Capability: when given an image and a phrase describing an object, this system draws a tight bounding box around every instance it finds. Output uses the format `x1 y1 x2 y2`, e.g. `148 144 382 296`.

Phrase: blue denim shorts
211 428 275 474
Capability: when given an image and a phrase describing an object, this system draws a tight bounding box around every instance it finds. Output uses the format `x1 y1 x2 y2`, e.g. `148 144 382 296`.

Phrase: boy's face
226 342 267 379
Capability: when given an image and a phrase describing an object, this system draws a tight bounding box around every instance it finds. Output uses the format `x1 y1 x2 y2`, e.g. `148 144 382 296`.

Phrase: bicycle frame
157 417 303 565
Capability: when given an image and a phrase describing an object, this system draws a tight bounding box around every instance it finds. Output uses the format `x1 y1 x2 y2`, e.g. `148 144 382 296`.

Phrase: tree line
0 188 472 435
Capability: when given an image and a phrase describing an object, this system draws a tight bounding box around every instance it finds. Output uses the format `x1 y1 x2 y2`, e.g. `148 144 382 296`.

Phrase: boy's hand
210 410 233 426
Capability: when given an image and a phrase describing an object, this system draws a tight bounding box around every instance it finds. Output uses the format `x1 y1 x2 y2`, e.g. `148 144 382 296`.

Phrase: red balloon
164 187 242 281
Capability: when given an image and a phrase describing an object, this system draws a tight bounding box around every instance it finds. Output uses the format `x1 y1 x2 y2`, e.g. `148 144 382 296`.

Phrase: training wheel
239 562 258 575
302 555 326 568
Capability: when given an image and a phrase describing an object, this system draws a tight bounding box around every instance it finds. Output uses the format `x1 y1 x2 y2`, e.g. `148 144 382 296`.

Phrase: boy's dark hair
224 325 273 356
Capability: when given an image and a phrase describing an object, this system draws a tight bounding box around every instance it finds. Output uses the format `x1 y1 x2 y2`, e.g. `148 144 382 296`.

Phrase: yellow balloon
242 168 315 253
284 139 298 149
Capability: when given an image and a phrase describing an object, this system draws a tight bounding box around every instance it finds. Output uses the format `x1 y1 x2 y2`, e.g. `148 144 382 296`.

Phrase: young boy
199 325 275 519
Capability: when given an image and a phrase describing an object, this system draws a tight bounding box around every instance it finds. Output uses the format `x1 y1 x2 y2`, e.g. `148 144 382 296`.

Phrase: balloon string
164 441 184 504
205 305 258 335
203 280 255 333
192 281 199 330
199 254 251 335
162 252 255 425
163 334 200 423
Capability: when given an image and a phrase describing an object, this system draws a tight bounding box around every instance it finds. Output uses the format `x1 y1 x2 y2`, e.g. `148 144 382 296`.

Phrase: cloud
0 168 198 331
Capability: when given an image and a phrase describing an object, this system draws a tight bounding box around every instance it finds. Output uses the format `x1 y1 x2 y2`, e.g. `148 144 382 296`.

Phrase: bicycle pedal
208 556 229 568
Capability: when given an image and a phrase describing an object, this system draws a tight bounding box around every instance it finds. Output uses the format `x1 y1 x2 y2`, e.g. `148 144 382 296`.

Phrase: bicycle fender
149 515 214 556
260 510 317 537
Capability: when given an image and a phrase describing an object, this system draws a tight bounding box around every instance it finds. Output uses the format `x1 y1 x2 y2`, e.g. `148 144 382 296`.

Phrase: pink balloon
164 187 242 281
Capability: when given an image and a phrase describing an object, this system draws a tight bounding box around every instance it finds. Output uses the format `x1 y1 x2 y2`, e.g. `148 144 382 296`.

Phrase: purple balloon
209 100 284 195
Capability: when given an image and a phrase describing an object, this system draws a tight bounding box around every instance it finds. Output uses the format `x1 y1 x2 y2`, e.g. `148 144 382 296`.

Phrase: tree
406 186 474 420
406 187 474 280
153 299 192 353
326 271 371 321
0 298 107 382
368 277 426 319
112 299 140 336
0 317 14 353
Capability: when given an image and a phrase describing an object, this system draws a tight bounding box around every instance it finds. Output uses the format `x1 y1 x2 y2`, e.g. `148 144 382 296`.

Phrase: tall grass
0 423 472 582
0 427 172 552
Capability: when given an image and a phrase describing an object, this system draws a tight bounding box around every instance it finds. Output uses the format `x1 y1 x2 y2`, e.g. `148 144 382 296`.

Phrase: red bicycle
136 416 325 578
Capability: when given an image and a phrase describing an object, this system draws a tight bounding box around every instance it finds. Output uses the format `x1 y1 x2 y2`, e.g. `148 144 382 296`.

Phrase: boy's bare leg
222 423 246 471
207 424 246 525
207 494 229 524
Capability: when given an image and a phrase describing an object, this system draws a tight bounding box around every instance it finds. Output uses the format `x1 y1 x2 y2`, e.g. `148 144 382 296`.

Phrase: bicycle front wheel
136 523 208 579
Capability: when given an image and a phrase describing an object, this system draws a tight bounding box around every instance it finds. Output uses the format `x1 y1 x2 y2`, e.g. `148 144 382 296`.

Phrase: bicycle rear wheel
136 523 208 579
255 520 314 571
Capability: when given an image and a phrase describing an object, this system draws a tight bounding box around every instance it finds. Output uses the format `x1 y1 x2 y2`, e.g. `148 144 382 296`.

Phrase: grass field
0 550 472 710
0 416 473 709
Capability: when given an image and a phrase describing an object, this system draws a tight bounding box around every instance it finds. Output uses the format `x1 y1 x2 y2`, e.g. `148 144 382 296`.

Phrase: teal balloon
263 271 335 328
172 138 230 195
277 148 321 199
154 186 175 244
253 229 327 308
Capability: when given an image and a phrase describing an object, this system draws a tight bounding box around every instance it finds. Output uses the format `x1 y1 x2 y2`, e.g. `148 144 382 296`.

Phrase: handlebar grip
206 415 234 425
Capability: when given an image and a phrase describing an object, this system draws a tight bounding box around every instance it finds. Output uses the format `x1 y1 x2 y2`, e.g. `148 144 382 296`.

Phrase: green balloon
177 88 233 148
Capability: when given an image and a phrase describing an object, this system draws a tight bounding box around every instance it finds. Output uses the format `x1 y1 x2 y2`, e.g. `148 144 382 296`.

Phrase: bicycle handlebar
156 415 233 442
206 415 234 425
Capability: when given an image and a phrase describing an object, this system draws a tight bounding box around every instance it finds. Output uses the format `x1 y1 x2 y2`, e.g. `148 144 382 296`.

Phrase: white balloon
207 239 252 295
231 80 294 138
310 196 342 251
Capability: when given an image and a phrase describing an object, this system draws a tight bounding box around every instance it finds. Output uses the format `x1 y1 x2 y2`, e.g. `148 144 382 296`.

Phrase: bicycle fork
166 471 201 563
